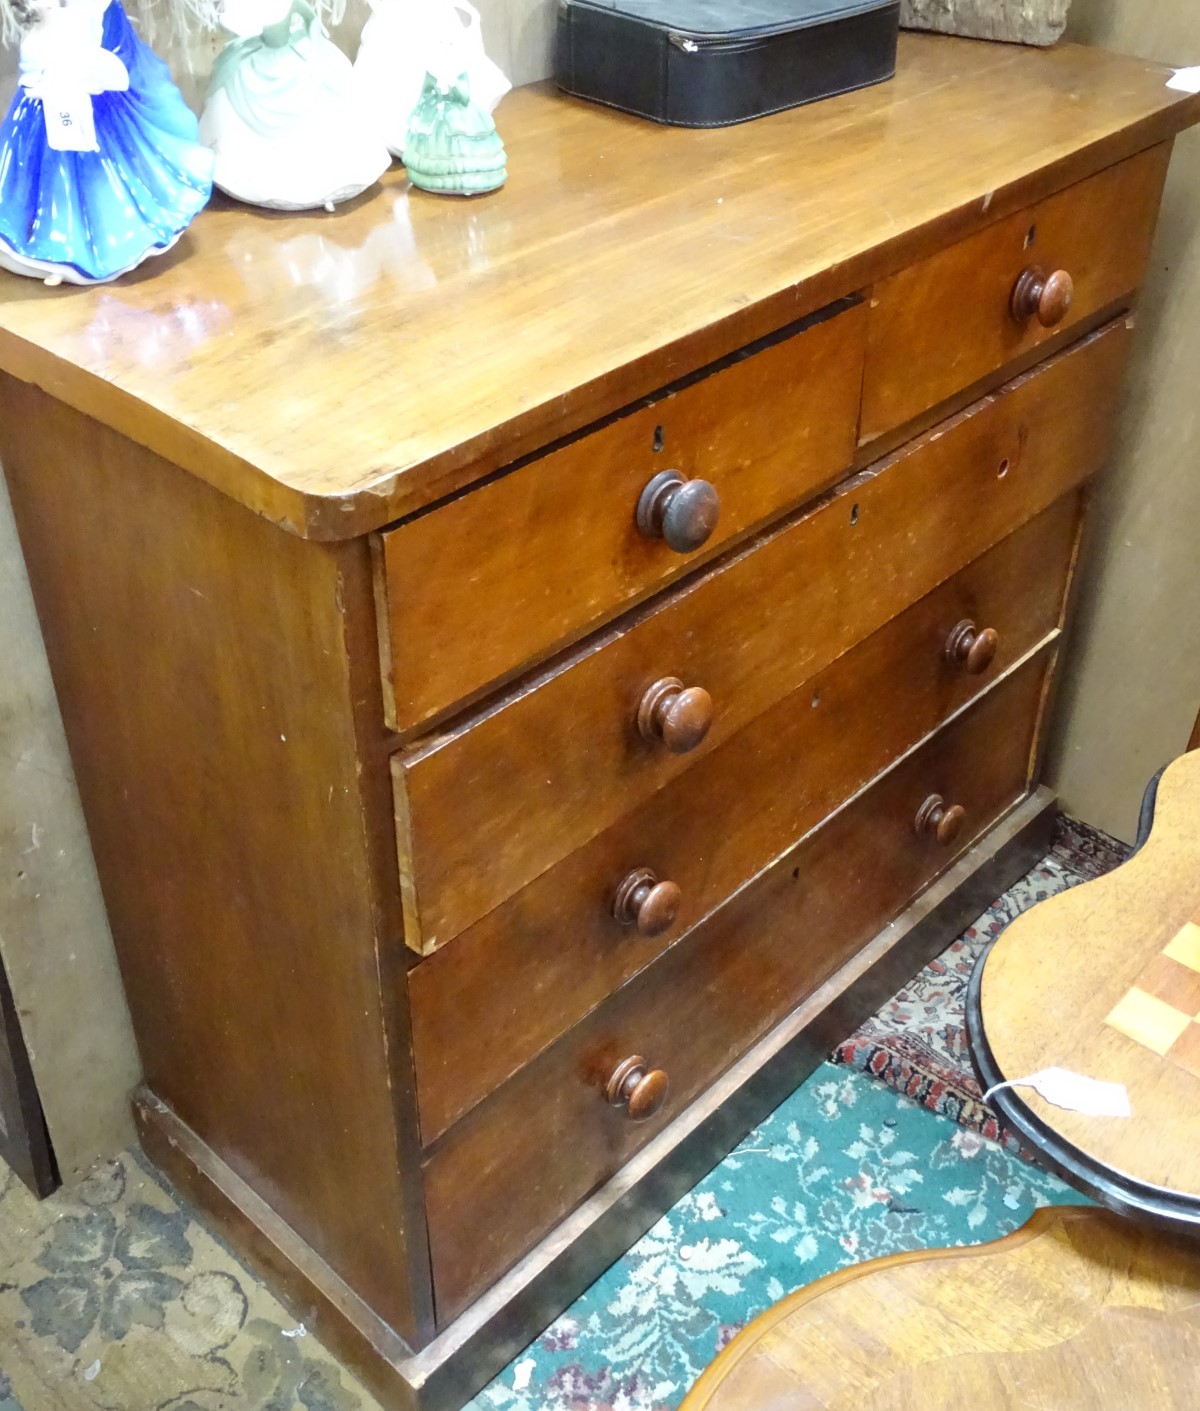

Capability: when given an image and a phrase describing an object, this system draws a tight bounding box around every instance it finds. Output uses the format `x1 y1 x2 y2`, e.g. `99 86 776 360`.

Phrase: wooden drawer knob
1011 266 1074 328
637 470 721 554
613 868 682 937
606 1055 670 1122
915 794 967 848
945 620 1000 675
637 677 714 754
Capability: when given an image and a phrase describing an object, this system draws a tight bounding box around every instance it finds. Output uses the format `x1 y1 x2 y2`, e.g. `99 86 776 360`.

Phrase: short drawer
393 319 1131 955
859 142 1170 443
376 299 866 734
422 658 1049 1323
410 495 1079 1143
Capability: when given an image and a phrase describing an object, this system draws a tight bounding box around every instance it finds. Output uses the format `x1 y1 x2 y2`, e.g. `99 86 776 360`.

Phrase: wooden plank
411 500 1079 1143
0 957 56 1197
424 658 1051 1321
0 39 1194 536
0 377 434 1344
901 0 1071 45
394 320 1132 954
861 144 1171 441
135 791 1058 1411
378 300 866 732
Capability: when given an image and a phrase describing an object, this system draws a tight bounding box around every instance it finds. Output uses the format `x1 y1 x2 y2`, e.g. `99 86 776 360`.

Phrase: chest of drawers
1 34 1196 1411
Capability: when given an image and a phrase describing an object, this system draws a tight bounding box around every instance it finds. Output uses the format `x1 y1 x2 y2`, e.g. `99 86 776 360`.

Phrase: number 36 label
42 87 99 153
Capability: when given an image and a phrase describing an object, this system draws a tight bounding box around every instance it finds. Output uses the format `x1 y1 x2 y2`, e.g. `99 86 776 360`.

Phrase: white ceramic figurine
354 0 509 161
198 0 389 211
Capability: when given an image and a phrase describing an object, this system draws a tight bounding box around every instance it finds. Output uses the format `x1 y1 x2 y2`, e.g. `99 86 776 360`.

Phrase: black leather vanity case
556 0 900 127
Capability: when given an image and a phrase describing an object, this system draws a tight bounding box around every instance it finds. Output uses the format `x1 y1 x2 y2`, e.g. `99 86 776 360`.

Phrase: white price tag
985 1066 1132 1118
40 85 98 153
1167 66 1200 94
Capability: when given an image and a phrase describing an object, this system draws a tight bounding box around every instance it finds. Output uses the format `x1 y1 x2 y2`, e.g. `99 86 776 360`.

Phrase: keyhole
850 503 859 526
998 458 1010 479
1025 224 1037 248
653 425 665 454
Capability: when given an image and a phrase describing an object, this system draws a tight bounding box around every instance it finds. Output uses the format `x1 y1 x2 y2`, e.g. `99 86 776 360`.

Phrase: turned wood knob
612 868 682 937
606 1055 670 1122
636 470 721 554
915 794 968 848
1011 266 1073 328
637 677 714 753
945 620 1000 675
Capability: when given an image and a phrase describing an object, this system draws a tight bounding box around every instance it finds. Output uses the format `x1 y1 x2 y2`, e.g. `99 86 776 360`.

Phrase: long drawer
410 495 1080 1144
859 143 1169 443
423 658 1049 1323
393 320 1131 955
377 299 866 733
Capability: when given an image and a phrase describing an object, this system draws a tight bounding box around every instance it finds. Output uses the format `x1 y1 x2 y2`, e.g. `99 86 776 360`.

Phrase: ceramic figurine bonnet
197 0 389 211
0 0 215 284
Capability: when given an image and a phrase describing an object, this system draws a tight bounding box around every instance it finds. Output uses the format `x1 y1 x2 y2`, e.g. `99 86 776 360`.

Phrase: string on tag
984 1066 1132 1119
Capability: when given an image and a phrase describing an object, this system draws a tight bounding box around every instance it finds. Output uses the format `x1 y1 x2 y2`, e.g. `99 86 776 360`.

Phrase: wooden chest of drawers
1 34 1196 1411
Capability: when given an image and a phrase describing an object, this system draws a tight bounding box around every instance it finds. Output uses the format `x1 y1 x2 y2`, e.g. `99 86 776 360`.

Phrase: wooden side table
969 749 1200 1227
681 1207 1200 1411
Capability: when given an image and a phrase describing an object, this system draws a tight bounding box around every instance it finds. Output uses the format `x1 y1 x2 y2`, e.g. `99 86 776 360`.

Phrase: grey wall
0 477 142 1181
1045 4 1200 839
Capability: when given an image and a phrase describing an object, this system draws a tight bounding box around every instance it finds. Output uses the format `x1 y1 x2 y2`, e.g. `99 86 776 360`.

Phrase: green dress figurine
404 71 506 196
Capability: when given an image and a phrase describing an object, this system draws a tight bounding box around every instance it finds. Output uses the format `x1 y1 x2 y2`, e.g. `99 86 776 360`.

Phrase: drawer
410 495 1080 1144
376 299 866 734
423 658 1049 1323
393 319 1131 955
859 143 1170 443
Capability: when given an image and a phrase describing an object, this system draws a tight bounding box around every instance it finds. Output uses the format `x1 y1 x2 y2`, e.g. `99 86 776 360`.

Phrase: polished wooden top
0 37 1196 539
977 749 1200 1213
681 1207 1200 1411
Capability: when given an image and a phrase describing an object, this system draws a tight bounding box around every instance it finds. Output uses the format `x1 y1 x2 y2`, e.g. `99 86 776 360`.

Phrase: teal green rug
465 1062 1080 1411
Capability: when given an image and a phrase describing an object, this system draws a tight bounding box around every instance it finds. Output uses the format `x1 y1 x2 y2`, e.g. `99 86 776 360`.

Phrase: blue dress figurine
0 0 215 285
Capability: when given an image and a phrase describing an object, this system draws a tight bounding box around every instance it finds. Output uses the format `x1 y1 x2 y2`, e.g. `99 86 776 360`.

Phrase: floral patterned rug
0 823 1112 1411
0 1065 1081 1411
833 815 1129 1153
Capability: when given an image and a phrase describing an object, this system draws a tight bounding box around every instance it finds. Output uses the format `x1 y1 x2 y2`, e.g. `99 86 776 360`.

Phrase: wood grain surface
410 500 1078 1144
423 660 1047 1322
0 376 434 1345
378 301 865 732
0 39 1193 538
861 143 1170 440
393 321 1130 955
681 1206 1200 1411
979 747 1200 1202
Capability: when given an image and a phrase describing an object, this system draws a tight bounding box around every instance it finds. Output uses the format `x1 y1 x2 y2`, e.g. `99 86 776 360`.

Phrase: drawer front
377 300 866 733
394 320 1131 955
423 659 1048 1323
410 496 1080 1144
860 143 1169 443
